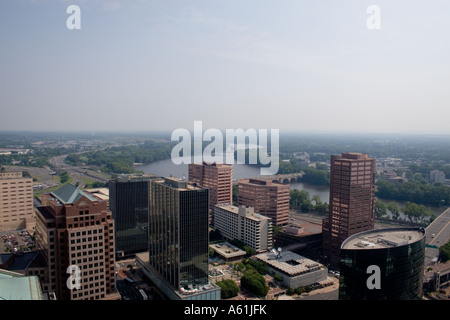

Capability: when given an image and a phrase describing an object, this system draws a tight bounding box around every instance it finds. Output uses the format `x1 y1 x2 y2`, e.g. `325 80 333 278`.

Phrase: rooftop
51 183 97 204
84 188 109 201
214 203 271 221
255 250 325 276
157 176 205 191
210 242 246 259
111 174 157 183
341 227 426 250
0 269 44 300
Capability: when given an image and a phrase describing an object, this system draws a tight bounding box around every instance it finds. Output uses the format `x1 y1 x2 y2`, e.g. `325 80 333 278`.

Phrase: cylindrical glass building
339 227 426 300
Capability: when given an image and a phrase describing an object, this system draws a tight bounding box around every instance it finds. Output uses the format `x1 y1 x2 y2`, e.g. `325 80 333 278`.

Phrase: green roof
0 269 44 300
51 183 97 204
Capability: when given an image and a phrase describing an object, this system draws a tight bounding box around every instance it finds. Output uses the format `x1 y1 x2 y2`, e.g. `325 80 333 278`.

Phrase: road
48 154 111 188
425 207 450 265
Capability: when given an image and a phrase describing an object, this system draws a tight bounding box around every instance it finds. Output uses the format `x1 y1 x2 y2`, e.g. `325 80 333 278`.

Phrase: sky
1 0 450 134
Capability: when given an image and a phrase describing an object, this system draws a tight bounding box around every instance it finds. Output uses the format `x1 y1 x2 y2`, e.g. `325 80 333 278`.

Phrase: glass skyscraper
339 227 426 300
109 174 156 258
148 177 211 293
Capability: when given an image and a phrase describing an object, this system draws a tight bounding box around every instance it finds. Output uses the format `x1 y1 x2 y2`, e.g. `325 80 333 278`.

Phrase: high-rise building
137 177 220 300
322 152 376 268
238 178 290 226
339 227 426 300
214 204 272 253
34 184 117 300
188 162 233 212
109 174 156 259
0 172 34 231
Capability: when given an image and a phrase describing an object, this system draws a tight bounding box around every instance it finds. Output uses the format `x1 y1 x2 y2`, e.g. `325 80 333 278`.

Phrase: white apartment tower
214 204 272 253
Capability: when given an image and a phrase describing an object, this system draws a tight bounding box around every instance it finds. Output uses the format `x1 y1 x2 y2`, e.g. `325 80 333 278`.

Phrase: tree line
64 141 175 174
290 189 328 214
376 179 450 207
375 200 435 224
216 258 269 299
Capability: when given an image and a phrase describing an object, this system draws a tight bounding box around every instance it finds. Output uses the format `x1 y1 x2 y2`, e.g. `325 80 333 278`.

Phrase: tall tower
238 178 290 227
145 177 220 299
322 152 376 268
188 162 233 210
34 184 116 300
109 174 156 259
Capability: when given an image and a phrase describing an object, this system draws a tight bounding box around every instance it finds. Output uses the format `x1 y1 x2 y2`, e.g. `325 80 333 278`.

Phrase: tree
245 258 268 275
274 273 283 282
311 195 322 206
315 202 329 215
216 279 240 299
240 270 269 297
59 171 70 184
232 184 239 206
375 200 387 218
300 199 313 213
243 246 256 257
402 201 434 223
290 189 310 207
439 240 450 263
387 202 400 220
233 262 246 274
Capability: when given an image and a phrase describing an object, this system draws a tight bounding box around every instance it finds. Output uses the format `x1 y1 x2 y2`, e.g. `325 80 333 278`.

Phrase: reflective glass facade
339 228 426 300
149 178 209 291
109 175 156 257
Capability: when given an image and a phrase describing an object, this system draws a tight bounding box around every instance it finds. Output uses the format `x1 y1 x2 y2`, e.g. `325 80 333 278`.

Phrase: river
135 159 445 219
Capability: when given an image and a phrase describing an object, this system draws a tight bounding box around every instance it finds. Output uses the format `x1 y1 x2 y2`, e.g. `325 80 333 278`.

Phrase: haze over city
1 0 450 134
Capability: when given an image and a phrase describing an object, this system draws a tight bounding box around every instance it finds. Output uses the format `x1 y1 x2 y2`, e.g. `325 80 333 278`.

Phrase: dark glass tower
148 177 210 291
109 174 156 258
339 227 426 300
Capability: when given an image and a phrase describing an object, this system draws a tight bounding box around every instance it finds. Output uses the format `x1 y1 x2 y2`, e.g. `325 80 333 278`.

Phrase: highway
48 154 111 188
425 207 450 265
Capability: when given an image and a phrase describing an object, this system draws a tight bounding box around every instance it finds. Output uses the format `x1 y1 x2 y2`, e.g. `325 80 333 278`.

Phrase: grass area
33 173 75 198
34 182 67 198
79 176 97 188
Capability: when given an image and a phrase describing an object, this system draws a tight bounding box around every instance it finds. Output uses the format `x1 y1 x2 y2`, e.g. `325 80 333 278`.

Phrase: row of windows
70 236 103 243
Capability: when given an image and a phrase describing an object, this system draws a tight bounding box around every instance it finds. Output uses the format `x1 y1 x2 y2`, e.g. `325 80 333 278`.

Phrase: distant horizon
2 128 450 138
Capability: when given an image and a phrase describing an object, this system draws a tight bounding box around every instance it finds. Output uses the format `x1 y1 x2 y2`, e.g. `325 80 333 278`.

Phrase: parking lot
0 230 35 253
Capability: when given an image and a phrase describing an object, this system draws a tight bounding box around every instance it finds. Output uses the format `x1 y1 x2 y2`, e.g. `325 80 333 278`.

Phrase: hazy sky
1 0 450 134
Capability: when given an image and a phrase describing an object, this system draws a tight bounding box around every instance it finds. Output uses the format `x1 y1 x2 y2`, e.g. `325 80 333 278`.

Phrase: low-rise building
254 250 328 289
0 269 46 300
209 242 246 262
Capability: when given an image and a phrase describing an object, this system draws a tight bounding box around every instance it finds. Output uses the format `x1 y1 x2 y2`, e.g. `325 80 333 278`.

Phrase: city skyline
1 1 450 134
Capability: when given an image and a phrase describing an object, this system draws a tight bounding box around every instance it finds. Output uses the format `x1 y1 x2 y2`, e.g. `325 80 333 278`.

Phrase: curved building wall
339 227 426 300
